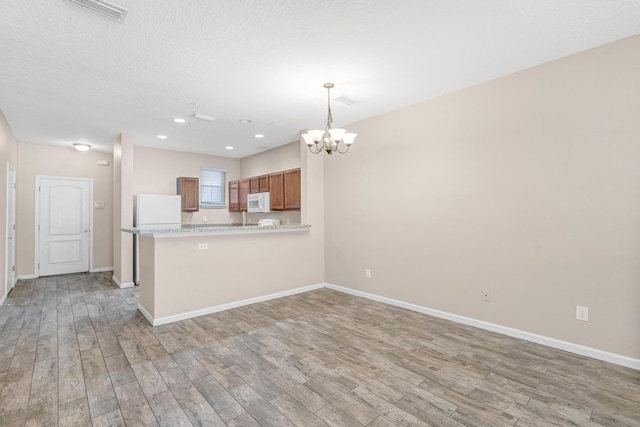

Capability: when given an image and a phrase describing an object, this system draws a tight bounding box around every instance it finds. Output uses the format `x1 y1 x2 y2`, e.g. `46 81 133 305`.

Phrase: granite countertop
121 223 310 237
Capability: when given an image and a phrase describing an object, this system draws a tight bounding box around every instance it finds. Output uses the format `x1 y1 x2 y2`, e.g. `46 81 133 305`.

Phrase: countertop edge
121 224 311 238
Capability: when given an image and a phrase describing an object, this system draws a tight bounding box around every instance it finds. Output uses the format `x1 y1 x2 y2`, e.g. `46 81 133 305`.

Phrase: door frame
35 175 94 277
5 163 16 297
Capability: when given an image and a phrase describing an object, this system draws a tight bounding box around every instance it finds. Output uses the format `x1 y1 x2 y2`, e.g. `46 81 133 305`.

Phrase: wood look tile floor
0 273 639 426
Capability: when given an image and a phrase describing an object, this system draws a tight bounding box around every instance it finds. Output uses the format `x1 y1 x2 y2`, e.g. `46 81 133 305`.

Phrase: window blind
200 167 226 208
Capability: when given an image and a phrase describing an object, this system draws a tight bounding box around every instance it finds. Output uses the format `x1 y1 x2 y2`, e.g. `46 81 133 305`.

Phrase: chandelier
302 83 357 155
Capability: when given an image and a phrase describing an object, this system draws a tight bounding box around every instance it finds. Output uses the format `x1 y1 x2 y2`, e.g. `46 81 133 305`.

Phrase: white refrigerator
133 194 182 285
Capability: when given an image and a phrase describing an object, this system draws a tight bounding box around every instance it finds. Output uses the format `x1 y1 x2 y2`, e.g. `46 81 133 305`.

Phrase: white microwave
247 192 270 213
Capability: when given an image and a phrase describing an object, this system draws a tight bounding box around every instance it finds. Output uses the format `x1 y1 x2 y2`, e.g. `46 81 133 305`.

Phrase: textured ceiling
1 1 640 158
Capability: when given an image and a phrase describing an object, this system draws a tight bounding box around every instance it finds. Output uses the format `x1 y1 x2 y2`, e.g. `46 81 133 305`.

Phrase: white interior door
38 177 91 276
5 164 16 294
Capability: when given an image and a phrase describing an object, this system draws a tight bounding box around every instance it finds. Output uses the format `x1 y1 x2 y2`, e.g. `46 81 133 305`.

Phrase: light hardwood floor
0 273 639 426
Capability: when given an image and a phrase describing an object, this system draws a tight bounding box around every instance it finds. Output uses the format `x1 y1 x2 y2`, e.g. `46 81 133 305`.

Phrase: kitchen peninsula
122 223 312 325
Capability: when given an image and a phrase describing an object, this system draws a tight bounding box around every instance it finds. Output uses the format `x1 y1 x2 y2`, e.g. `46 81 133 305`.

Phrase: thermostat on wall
97 160 110 166
94 201 105 209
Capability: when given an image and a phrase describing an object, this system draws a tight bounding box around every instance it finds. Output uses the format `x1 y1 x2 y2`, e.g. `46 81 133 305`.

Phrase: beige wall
0 110 19 301
139 230 319 321
324 34 640 359
133 146 240 225
16 142 113 276
240 141 300 177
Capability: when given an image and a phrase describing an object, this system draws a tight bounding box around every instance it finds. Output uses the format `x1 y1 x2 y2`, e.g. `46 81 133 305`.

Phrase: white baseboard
0 293 6 306
91 267 114 273
137 302 154 325
325 283 640 371
143 283 325 326
17 274 37 280
112 275 135 289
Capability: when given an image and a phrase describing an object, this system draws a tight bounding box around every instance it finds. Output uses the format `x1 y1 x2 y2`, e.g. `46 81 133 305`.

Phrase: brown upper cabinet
259 175 269 192
239 179 250 212
229 168 301 212
269 172 285 211
250 175 270 194
250 177 259 194
228 181 239 212
269 168 301 211
177 177 199 212
284 169 301 210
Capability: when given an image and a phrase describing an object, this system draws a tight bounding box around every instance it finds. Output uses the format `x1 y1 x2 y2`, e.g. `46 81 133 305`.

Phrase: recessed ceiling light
173 118 186 123
254 134 264 139
157 135 167 139
73 143 91 151
239 119 252 124
225 146 234 150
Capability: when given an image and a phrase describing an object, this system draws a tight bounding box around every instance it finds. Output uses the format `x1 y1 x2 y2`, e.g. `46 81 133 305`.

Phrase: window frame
199 167 226 209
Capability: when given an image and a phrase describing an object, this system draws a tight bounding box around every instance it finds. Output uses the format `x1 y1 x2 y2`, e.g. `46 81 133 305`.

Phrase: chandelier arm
307 144 323 154
335 143 350 154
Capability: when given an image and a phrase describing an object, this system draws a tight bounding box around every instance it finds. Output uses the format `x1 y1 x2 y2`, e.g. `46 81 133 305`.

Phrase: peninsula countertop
121 223 311 238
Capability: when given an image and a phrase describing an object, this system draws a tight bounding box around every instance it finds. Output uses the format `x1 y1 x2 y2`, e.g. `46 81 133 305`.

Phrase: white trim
325 283 640 371
143 283 324 326
17 274 37 280
137 302 154 324
111 275 135 289
91 267 114 273
0 293 6 306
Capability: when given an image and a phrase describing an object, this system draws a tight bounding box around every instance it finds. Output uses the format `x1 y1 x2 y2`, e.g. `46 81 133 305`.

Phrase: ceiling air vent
64 0 128 23
336 96 358 106
192 113 217 122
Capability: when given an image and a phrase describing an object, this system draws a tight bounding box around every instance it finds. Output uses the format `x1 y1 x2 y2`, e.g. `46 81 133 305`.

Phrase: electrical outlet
576 305 589 322
202 216 207 222
365 269 372 279
482 289 491 302
198 243 208 250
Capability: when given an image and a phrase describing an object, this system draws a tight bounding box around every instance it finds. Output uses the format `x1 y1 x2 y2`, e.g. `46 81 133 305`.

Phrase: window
200 167 226 208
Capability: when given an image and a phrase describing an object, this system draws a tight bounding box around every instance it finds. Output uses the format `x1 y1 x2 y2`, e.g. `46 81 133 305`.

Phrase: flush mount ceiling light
239 119 252 124
73 143 91 151
302 83 356 155
225 146 234 150
157 135 167 140
64 0 128 23
173 118 186 123
254 134 264 139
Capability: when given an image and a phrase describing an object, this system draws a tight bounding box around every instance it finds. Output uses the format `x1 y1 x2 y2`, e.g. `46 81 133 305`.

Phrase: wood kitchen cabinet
259 175 269 192
250 177 259 194
284 168 301 210
250 175 269 194
228 181 239 212
269 168 300 211
269 172 284 210
239 179 250 212
231 169 300 212
177 177 199 212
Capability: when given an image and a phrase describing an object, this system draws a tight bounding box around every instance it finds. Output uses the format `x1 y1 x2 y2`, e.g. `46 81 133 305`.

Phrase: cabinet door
269 172 284 210
177 177 199 212
258 175 269 193
250 177 259 194
239 179 251 211
284 168 301 210
228 181 239 212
